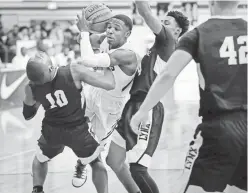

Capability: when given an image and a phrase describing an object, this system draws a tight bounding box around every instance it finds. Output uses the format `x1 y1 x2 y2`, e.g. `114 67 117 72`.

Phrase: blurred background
0 1 247 67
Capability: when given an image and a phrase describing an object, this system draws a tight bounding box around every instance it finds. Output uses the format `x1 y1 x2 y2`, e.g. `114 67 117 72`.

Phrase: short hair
112 14 133 31
167 11 190 37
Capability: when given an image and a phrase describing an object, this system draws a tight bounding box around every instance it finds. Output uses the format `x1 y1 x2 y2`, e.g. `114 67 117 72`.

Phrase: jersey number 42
219 35 247 65
46 90 68 109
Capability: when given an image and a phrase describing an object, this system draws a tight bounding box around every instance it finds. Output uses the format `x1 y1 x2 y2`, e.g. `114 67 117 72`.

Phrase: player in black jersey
23 51 115 193
105 1 189 193
131 1 247 193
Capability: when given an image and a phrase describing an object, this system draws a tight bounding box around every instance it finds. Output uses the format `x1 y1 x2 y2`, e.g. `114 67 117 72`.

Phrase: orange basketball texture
84 3 113 33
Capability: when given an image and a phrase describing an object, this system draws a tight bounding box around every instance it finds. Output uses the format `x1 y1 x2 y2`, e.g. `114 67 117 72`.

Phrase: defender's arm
23 84 40 120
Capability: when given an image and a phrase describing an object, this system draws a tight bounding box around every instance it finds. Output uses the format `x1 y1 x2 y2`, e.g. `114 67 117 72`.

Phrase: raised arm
135 1 162 34
23 84 40 120
70 64 115 91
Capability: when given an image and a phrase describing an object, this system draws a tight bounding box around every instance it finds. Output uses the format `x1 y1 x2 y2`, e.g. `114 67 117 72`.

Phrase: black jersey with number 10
30 65 86 127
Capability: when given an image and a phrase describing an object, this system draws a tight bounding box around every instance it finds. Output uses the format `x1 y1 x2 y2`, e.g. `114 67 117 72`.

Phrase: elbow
135 2 150 17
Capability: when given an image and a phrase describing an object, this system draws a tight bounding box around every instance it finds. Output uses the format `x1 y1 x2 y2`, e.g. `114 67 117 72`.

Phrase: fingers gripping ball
85 3 113 33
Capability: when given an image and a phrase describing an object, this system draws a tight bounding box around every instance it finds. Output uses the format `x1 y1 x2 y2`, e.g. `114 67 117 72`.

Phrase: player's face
106 19 130 49
161 16 181 39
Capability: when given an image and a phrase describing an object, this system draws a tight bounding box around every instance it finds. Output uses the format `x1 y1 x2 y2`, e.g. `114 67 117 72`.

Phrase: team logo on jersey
185 146 198 170
138 123 151 141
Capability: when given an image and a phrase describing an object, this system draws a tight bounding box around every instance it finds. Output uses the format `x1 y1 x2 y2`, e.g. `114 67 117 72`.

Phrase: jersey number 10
46 90 68 109
219 35 247 65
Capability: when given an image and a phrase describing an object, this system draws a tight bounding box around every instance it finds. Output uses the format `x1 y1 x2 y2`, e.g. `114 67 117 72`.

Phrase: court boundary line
0 149 35 161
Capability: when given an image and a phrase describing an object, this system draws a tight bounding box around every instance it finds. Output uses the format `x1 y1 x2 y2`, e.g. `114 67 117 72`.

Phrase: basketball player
106 1 189 193
23 52 115 193
72 11 140 191
131 1 247 193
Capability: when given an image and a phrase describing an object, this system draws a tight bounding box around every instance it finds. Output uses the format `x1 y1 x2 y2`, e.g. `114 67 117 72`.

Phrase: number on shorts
46 90 68 109
219 35 247 65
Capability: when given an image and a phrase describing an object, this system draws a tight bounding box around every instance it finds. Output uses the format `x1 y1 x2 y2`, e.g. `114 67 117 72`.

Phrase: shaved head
26 52 53 84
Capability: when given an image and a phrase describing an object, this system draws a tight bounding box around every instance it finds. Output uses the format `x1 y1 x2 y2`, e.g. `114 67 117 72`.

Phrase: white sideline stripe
0 149 35 161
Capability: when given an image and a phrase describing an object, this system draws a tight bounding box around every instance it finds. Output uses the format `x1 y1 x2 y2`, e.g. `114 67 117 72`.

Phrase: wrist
80 32 90 38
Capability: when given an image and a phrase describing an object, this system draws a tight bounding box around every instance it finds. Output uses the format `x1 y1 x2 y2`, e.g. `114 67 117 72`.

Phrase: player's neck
109 40 127 50
49 67 58 82
213 9 237 17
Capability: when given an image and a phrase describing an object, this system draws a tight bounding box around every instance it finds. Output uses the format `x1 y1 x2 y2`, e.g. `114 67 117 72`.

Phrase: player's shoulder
55 65 75 83
197 17 247 30
155 24 173 40
57 65 70 75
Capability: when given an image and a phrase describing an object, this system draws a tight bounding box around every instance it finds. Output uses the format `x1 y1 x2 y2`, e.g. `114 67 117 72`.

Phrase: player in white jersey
72 11 140 192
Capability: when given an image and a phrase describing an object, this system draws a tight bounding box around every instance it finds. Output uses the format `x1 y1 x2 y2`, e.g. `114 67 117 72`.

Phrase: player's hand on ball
76 9 92 32
130 111 148 135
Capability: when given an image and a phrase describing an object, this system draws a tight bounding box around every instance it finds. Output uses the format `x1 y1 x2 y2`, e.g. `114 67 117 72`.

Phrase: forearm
79 32 111 68
75 66 114 90
135 1 151 18
23 102 40 120
83 72 114 90
139 71 176 113
135 1 162 34
80 32 94 59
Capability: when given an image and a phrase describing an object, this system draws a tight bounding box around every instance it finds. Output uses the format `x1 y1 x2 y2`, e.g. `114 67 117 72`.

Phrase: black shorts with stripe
115 96 164 168
178 112 247 193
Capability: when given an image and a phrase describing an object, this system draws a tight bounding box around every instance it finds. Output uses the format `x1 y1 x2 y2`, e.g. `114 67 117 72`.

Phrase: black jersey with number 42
30 65 86 127
177 18 247 117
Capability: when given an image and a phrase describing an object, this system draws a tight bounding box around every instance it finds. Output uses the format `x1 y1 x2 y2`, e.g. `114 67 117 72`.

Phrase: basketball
84 3 113 33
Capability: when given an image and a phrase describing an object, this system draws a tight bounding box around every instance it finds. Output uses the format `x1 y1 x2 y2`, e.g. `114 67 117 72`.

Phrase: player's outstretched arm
23 84 40 120
70 63 115 91
130 28 198 132
131 29 198 123
130 50 192 132
135 1 162 34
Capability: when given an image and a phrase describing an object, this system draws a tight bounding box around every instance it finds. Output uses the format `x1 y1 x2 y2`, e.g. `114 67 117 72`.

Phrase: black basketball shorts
36 121 99 163
115 97 164 168
174 112 247 193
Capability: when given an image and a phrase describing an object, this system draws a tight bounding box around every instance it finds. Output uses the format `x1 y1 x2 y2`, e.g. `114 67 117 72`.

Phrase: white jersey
104 41 139 98
84 38 140 140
